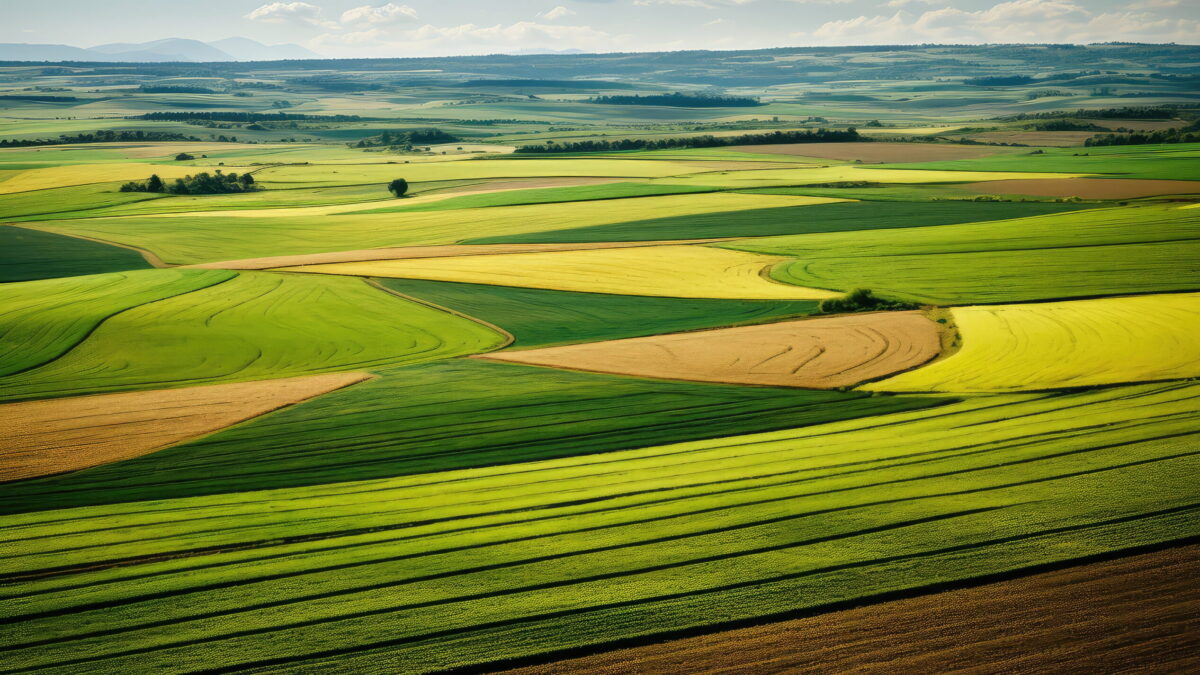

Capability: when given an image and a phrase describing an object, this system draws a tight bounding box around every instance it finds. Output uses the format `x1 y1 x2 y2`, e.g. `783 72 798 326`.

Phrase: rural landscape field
1 16 1199 675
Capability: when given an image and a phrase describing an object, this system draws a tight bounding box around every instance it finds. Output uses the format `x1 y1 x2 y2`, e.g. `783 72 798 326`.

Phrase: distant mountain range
0 38 320 62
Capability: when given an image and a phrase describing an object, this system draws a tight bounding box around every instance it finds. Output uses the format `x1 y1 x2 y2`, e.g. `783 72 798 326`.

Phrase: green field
731 203 1200 303
1 46 1198 673
0 360 943 513
0 271 503 400
0 225 152 282
380 278 819 346
2 382 1196 672
471 200 1095 244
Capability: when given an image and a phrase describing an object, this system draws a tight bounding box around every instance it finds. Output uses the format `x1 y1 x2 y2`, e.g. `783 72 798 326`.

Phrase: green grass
875 143 1200 181
0 381 1195 672
346 182 720 214
0 182 163 220
0 271 503 401
0 226 153 282
729 203 1200 304
0 268 232 377
380 278 819 347
469 200 1095 244
0 360 943 514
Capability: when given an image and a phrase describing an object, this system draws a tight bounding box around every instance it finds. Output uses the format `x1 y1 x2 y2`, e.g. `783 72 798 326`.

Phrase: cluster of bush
352 128 458 149
516 128 861 154
817 288 919 315
119 171 257 195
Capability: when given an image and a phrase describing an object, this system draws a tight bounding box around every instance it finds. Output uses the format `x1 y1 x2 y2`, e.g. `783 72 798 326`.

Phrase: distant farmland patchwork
1 46 1199 673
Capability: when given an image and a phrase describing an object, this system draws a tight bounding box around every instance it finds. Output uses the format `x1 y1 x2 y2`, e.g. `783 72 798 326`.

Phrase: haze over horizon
5 0 1197 60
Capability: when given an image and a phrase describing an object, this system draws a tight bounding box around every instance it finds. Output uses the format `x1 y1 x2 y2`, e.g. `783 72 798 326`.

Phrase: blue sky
6 0 1198 57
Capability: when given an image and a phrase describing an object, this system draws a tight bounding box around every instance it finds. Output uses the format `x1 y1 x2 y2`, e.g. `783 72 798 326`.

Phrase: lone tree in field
175 152 195 161
387 178 408 198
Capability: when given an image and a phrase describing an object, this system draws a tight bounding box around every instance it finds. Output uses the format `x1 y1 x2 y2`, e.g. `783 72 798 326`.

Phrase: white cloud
540 6 576 20
340 3 418 26
634 0 716 6
245 2 336 28
1127 0 1180 8
799 0 1200 45
312 20 630 57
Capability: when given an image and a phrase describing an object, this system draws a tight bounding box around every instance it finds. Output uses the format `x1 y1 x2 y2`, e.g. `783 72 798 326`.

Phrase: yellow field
256 157 725 185
279 245 839 299
864 293 1200 393
0 163 243 194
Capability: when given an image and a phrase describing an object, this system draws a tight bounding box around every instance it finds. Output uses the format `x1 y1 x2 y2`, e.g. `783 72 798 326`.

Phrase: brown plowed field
481 311 941 389
955 177 1200 199
510 544 1200 675
189 239 733 271
0 372 369 481
728 142 1015 162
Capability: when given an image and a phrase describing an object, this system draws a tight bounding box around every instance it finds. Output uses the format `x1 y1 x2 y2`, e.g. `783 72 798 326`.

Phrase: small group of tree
1084 126 1200 147
0 94 77 102
586 92 762 108
139 85 217 94
0 129 201 148
353 128 458 150
964 75 1035 87
1021 119 1106 131
140 111 368 123
515 128 861 154
817 289 918 315
120 171 257 195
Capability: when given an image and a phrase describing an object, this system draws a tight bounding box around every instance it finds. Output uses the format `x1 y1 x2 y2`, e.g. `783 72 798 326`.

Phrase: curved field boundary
30 192 832 266
0 382 1197 672
0 226 154 283
0 269 232 378
376 278 819 348
0 373 371 482
188 240 735 271
0 272 504 402
481 311 942 389
277 246 838 300
509 544 1200 675
0 361 937 513
864 293 1200 393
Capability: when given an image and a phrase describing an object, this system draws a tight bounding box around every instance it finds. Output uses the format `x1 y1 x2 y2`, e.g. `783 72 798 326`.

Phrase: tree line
352 128 458 149
139 111 370 122
514 128 861 154
1002 105 1185 121
1084 125 1200 147
0 129 201 148
119 171 258 195
586 92 762 108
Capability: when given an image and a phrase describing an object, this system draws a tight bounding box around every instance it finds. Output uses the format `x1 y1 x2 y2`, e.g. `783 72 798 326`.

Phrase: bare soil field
511 544 1200 675
1085 119 1189 132
728 142 1016 162
480 311 940 389
955 177 1200 199
191 239 732 270
0 372 369 481
965 131 1099 147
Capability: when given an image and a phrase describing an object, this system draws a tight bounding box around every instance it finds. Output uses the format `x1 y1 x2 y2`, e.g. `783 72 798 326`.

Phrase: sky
4 0 1197 57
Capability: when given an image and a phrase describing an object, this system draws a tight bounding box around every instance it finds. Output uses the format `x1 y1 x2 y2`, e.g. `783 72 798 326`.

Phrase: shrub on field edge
818 288 919 314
